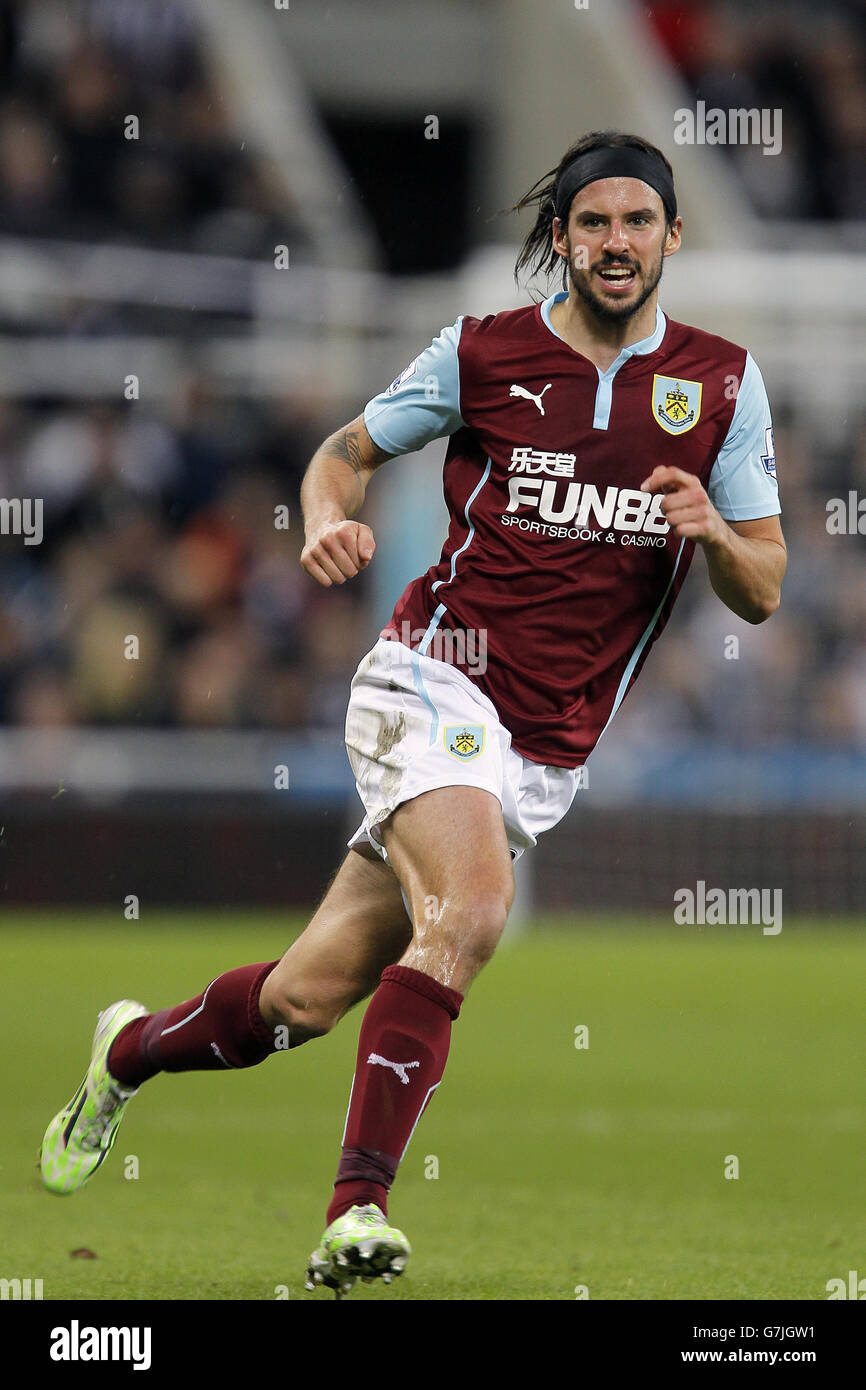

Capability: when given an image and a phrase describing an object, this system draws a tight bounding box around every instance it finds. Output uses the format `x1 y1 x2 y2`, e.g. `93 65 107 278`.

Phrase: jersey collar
540 291 667 369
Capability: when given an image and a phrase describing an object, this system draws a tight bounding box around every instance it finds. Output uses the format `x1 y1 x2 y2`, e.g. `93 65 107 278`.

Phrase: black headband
554 147 677 225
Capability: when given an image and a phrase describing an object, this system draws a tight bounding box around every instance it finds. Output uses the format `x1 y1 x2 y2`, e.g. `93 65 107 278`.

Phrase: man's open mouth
596 266 637 291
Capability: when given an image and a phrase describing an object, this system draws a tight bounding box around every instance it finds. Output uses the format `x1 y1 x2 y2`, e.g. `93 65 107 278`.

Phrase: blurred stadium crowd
0 389 374 735
0 0 295 253
648 0 866 219
0 0 863 750
0 0 365 736
2 376 863 748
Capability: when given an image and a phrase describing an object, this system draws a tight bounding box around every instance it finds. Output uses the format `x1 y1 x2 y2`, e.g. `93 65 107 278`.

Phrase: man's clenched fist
301 519 376 587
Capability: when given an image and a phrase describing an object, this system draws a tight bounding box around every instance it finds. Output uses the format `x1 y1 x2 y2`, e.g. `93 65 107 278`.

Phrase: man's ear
663 216 683 258
551 215 568 258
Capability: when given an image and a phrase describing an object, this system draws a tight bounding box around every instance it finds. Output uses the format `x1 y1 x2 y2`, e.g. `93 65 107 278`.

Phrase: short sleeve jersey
364 292 780 768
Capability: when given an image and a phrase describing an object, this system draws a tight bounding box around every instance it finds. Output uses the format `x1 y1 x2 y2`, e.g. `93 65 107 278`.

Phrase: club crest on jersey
444 724 485 760
652 374 702 435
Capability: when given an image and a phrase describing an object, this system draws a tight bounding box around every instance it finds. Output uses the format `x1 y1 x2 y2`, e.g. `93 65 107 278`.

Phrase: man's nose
603 222 630 253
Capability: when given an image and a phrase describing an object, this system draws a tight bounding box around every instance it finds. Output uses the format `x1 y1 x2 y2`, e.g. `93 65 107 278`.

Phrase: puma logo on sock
366 1053 420 1085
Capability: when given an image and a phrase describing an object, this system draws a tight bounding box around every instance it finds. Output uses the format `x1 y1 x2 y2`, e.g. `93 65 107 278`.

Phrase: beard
568 244 665 325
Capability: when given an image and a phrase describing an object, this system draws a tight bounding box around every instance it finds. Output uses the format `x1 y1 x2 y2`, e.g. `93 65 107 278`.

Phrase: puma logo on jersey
509 382 552 415
367 1053 420 1085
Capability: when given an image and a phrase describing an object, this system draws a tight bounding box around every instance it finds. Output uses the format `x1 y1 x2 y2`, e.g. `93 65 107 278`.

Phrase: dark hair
512 130 675 291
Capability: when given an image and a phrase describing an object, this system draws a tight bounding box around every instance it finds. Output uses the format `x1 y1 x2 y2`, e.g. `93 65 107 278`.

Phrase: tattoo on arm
328 420 392 479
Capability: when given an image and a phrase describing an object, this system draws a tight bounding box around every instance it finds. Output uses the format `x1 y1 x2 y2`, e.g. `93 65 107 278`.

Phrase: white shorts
345 638 580 863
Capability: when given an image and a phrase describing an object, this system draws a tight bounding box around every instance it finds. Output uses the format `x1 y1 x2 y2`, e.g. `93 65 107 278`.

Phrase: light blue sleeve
708 352 781 520
363 318 466 455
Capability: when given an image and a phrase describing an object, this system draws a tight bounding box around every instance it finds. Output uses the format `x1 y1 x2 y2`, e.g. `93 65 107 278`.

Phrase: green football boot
305 1204 411 1298
40 999 148 1195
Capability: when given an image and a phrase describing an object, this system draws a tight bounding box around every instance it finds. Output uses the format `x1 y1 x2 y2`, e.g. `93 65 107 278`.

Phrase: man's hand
301 519 376 587
641 464 785 622
640 465 726 544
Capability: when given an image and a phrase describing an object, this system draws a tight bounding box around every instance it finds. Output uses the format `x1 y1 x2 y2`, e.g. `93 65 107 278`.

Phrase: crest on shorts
652 374 702 435
444 724 485 760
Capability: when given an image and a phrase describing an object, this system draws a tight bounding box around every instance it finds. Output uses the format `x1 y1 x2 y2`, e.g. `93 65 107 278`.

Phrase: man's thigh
346 638 511 862
260 849 413 1033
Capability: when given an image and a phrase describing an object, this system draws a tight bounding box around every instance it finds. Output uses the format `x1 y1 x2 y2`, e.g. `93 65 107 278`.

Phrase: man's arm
640 465 786 623
300 414 394 587
301 318 465 586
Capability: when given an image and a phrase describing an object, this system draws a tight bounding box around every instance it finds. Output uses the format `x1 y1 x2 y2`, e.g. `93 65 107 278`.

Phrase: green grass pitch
1 911 863 1301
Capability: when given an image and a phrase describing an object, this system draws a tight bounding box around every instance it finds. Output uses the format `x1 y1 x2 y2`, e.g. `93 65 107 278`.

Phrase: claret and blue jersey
363 292 781 769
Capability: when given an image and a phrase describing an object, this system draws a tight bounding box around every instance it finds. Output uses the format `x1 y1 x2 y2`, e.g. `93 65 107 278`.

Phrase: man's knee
422 885 512 971
459 891 512 967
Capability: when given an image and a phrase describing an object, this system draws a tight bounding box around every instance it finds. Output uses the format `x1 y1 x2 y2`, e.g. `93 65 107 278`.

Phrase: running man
40 130 786 1297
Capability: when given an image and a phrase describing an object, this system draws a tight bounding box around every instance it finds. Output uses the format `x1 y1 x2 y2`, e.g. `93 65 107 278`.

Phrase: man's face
553 177 681 325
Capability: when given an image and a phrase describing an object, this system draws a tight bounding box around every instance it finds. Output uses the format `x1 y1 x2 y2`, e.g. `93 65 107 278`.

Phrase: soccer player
40 130 786 1297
